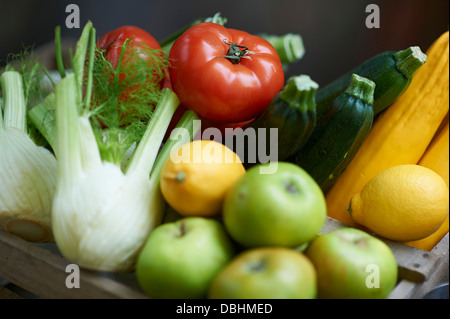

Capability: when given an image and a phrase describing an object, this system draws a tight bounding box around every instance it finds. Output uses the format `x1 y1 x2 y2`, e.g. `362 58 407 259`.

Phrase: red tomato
96 26 166 100
169 22 284 123
97 25 162 70
94 26 167 127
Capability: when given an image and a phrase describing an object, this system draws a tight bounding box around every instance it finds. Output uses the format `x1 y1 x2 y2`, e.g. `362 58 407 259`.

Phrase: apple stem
284 181 298 194
247 259 266 272
178 220 187 237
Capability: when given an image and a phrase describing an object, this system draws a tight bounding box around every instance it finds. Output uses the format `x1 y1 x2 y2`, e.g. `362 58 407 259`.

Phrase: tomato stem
221 41 252 64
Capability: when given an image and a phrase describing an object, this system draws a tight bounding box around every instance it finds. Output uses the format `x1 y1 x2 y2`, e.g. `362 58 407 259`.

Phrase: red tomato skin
169 23 284 123
97 25 165 90
94 26 165 127
97 25 162 69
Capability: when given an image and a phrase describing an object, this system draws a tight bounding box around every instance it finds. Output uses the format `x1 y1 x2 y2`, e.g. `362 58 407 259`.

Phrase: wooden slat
387 280 417 299
0 284 24 299
0 230 148 299
406 233 449 299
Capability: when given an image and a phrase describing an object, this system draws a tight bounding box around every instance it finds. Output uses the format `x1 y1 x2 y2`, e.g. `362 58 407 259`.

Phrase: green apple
208 247 317 299
222 162 327 248
136 217 235 299
305 227 398 299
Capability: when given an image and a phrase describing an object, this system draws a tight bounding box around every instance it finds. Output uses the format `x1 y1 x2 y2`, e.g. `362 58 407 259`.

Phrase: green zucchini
241 75 318 163
316 46 427 118
292 74 375 193
258 33 305 65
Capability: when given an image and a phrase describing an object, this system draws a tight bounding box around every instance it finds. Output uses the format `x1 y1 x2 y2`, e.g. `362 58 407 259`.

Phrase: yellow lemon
404 215 449 251
349 164 449 242
160 140 246 217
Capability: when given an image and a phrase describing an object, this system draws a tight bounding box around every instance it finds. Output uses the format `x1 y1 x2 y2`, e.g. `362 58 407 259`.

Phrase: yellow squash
419 113 449 185
325 31 449 226
405 115 449 251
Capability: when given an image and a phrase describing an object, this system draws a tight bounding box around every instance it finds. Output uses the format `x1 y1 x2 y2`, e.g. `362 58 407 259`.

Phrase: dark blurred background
0 0 448 86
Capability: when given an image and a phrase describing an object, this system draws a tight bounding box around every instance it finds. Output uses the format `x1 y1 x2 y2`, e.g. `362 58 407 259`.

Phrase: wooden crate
0 217 448 299
0 229 147 299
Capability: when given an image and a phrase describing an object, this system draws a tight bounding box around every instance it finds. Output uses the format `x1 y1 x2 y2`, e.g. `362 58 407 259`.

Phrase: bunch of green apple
206 227 398 299
135 162 325 298
135 162 398 299
206 162 327 298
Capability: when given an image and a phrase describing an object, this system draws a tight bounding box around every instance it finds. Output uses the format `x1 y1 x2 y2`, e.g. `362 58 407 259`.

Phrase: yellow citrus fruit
404 215 449 251
349 164 449 242
160 140 246 217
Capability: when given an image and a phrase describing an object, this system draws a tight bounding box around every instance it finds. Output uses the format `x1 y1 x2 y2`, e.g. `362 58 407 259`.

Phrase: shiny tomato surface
169 23 284 123
94 25 167 126
97 25 162 69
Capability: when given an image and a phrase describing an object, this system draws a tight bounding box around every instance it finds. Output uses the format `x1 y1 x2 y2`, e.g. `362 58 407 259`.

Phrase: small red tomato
169 22 284 123
94 26 167 127
97 25 162 70
96 25 166 100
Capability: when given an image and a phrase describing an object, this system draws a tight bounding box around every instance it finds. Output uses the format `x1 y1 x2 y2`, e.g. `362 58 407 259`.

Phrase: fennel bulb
50 22 198 272
52 140 161 270
52 72 197 272
0 71 57 243
52 102 166 271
